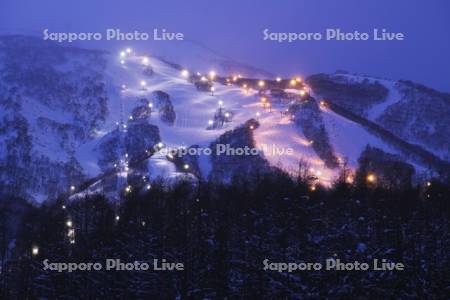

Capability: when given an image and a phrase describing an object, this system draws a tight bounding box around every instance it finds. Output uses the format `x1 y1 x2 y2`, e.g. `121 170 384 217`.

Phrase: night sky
1 0 449 91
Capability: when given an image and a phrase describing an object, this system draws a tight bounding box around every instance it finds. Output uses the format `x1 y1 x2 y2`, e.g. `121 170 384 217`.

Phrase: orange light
366 174 376 183
258 80 265 87
310 185 316 192
260 97 267 103
290 79 296 86
295 77 302 82
346 175 354 184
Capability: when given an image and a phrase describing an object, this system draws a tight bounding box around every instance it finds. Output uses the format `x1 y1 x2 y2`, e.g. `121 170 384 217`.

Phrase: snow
71 49 435 188
320 106 400 168
6 43 433 199
368 80 401 120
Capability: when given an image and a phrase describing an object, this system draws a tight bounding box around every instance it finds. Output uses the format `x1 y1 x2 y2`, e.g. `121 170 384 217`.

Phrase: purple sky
1 0 449 91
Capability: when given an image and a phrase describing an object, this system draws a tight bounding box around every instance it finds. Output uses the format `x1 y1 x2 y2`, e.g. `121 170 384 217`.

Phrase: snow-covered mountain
0 35 448 203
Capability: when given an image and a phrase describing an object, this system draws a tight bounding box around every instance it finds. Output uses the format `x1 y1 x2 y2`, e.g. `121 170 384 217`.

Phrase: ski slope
73 48 429 189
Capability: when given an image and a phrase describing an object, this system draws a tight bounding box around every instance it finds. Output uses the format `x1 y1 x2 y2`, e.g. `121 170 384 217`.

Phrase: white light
129 115 133 120
258 80 265 87
66 220 73 227
299 90 306 96
210 87 215 92
201 76 207 82
120 60 125 65
148 103 153 108
140 80 147 87
218 100 223 106
142 57 149 65
146 184 151 190
256 112 261 117
62 205 66 209
115 215 120 221
157 142 163 148
126 48 132 54
32 246 39 256
181 69 189 77
120 51 126 57
209 71 216 79
121 84 126 90
70 185 75 191
208 120 214 125
183 164 189 170
276 77 281 82
224 112 230 118
125 185 132 193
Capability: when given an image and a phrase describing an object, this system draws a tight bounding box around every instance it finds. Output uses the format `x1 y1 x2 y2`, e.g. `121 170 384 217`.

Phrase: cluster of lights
66 219 75 244
119 48 133 64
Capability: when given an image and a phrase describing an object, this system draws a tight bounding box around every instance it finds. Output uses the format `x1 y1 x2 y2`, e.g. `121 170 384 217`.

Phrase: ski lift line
59 142 161 202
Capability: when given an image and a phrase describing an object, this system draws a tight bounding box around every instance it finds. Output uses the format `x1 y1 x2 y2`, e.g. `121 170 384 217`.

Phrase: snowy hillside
307 72 450 162
0 35 446 203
